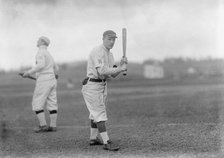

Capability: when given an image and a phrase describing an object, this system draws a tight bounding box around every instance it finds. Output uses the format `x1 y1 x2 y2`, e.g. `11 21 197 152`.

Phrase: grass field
0 76 224 158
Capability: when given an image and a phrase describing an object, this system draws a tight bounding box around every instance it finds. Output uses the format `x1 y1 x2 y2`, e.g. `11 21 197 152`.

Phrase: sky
0 0 222 71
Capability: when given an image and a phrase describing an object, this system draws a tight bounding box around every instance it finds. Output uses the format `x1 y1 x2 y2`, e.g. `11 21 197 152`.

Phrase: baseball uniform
23 36 59 132
30 45 58 112
81 30 126 151
82 44 115 122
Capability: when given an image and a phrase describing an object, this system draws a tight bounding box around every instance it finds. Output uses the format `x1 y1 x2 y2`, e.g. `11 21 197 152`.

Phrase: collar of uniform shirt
102 44 110 53
39 45 47 49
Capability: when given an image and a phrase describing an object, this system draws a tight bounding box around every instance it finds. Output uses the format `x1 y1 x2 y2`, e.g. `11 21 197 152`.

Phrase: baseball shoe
89 137 103 146
47 126 57 132
34 125 49 133
103 140 120 151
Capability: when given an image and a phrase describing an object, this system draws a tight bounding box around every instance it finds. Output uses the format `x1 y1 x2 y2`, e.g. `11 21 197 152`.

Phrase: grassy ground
0 78 224 157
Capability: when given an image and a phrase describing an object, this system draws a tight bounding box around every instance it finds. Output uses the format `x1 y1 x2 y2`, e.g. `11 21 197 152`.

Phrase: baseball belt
82 77 106 85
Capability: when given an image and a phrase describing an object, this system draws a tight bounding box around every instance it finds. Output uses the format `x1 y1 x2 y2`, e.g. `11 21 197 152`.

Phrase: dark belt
88 77 106 82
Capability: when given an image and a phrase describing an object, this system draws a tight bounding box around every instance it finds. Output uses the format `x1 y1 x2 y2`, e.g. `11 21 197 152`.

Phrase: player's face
37 39 42 47
37 39 44 47
103 36 116 50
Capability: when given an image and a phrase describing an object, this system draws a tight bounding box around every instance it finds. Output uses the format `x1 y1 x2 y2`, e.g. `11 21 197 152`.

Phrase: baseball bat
122 28 127 76
18 72 36 80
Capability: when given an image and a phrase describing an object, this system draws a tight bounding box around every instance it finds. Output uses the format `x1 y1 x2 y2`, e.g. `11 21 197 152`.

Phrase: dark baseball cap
103 30 117 38
39 36 50 46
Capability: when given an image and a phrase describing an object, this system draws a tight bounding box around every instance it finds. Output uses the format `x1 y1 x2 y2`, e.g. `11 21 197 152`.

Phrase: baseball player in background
22 36 59 133
81 30 127 151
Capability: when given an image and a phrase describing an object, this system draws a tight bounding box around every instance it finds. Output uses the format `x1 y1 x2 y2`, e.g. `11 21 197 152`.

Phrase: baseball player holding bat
81 30 127 151
20 36 59 133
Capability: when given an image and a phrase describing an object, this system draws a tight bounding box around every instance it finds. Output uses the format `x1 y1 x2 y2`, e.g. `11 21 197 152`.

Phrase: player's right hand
19 72 28 78
22 71 31 77
19 72 25 78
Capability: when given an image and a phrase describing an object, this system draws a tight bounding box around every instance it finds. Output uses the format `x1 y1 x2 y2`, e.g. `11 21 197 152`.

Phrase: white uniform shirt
29 45 58 81
87 44 115 80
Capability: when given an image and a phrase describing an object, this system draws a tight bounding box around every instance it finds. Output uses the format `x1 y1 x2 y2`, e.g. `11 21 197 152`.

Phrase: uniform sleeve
28 52 45 74
90 48 121 76
54 62 59 74
95 54 121 76
97 64 121 76
109 53 115 67
93 51 103 69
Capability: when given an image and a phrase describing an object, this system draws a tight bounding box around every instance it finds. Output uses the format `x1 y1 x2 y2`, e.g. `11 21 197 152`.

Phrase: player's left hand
120 57 128 65
119 63 127 72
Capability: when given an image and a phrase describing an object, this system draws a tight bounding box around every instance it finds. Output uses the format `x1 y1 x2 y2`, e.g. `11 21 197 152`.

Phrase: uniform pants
82 81 107 122
32 79 58 112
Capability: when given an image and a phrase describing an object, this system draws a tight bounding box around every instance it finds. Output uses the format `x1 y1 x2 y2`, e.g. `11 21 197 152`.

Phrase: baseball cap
103 30 117 38
39 36 50 46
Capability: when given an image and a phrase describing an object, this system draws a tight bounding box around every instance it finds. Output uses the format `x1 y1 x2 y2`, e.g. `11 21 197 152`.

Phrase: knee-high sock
90 120 98 140
97 121 109 144
90 128 98 140
49 110 57 127
100 132 109 144
35 110 47 126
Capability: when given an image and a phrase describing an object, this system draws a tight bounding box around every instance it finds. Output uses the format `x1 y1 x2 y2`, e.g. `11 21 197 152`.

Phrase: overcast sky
0 0 222 71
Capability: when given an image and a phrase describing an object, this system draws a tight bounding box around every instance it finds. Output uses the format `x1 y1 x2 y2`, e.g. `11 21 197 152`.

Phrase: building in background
144 62 164 79
187 67 197 75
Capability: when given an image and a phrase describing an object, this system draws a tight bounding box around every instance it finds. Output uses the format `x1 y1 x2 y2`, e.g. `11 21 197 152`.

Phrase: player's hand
22 71 30 77
119 63 127 72
120 57 128 65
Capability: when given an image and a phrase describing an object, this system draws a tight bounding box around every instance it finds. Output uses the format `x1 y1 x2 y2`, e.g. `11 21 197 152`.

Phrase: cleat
89 137 103 146
103 140 120 151
34 125 49 133
48 126 57 132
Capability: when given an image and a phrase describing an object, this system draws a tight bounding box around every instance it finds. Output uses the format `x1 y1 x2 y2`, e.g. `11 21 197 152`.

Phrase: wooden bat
122 28 127 76
18 72 58 80
18 72 36 80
